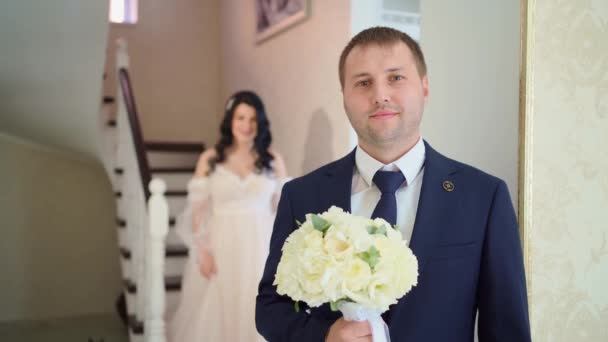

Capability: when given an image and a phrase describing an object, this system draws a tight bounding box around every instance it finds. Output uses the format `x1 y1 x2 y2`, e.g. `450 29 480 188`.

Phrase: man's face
342 42 429 151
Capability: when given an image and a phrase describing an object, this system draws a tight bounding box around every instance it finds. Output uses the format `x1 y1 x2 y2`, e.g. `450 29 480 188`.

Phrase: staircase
100 39 205 342
115 143 198 338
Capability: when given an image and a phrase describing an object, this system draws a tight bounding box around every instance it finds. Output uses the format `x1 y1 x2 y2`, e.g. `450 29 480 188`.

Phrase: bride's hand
197 248 217 279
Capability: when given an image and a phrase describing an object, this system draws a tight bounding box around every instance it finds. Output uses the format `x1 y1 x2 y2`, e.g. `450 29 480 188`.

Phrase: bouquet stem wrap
338 302 390 342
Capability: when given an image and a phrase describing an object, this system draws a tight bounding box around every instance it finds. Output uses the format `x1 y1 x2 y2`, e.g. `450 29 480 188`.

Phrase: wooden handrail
145 141 205 152
117 67 206 200
118 67 152 199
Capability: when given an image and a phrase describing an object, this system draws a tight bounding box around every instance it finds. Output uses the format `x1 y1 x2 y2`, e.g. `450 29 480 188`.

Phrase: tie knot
373 170 405 194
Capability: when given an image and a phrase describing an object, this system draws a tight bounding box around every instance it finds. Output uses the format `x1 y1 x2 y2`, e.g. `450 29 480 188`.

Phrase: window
109 0 138 24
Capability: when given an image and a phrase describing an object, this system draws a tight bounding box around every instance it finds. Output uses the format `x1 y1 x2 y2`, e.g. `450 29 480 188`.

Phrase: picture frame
255 0 310 44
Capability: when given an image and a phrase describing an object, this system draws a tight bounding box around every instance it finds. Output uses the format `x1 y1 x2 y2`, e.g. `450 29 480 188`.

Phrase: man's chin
367 130 402 145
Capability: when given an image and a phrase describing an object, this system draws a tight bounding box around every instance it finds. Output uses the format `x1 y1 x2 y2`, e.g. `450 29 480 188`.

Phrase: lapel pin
442 180 455 192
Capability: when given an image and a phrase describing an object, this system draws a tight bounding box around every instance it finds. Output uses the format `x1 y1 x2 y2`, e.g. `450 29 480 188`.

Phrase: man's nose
373 84 390 104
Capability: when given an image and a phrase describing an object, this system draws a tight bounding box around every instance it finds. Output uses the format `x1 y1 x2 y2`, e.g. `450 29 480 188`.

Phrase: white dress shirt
350 138 426 245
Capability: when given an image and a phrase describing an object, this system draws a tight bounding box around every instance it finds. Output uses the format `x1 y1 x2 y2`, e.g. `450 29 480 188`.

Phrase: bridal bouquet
274 206 418 341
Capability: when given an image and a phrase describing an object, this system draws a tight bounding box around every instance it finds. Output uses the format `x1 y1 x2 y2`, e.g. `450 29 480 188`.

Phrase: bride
168 90 289 342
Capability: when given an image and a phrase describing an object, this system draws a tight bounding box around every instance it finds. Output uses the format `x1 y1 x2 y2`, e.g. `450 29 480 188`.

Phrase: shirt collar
355 137 426 187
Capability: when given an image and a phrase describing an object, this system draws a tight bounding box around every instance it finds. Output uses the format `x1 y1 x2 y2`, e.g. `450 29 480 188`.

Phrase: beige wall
420 0 521 202
219 1 352 176
0 134 121 322
104 0 222 145
523 0 608 340
217 0 520 195
0 0 108 160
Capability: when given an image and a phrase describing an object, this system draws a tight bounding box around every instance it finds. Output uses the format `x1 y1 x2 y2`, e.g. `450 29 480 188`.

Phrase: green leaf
367 224 387 236
329 299 352 312
294 301 300 313
358 246 381 271
330 301 339 312
311 214 331 235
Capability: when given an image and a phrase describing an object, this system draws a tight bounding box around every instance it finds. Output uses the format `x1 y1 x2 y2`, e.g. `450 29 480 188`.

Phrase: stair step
149 172 191 191
166 245 188 257
127 315 143 335
147 151 200 169
166 197 187 217
113 188 186 198
113 169 189 193
124 291 181 337
119 246 187 279
124 276 182 293
115 167 194 175
165 190 187 197
144 141 205 153
119 245 187 260
117 221 186 256
124 285 181 317
116 216 176 228
150 167 195 173
115 197 186 220
114 189 186 212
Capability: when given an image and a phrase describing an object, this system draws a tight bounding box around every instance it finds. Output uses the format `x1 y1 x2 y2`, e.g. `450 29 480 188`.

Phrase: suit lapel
408 141 459 274
318 148 356 213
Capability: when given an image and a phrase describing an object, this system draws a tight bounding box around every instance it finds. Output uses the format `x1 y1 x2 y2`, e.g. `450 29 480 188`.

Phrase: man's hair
338 26 427 88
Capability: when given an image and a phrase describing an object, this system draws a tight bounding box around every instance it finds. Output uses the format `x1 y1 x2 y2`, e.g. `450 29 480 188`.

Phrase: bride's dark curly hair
208 90 274 174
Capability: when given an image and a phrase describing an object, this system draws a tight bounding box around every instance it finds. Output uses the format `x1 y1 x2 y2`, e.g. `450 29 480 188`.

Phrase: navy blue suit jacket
256 142 531 341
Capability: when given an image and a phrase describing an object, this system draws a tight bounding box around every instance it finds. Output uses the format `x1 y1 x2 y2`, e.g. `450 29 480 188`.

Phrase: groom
256 26 531 342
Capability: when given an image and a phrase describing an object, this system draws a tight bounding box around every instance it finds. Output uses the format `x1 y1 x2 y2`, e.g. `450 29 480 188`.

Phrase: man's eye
356 80 370 87
390 75 405 81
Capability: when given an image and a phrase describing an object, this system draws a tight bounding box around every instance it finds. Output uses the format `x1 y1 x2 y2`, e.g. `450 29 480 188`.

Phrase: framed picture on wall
256 0 310 43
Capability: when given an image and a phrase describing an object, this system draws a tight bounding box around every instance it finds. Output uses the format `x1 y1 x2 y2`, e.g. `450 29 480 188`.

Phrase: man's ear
422 75 429 103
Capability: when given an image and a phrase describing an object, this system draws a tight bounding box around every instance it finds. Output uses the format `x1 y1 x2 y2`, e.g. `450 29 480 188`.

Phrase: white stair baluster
146 179 169 342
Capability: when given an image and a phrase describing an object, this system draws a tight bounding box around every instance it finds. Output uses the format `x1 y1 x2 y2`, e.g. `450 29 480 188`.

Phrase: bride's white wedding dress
168 165 286 342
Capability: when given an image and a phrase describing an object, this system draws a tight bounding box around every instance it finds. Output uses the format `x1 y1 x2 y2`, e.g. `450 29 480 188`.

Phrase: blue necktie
372 170 405 325
371 170 405 226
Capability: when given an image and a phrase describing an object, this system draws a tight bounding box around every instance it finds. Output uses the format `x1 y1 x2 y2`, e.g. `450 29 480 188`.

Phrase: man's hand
326 318 373 342
197 248 217 279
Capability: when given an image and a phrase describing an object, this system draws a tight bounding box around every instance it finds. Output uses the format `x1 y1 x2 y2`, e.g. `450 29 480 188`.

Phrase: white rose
367 273 398 311
303 229 324 249
320 260 344 302
323 226 354 259
343 257 372 292
348 217 374 252
372 236 418 305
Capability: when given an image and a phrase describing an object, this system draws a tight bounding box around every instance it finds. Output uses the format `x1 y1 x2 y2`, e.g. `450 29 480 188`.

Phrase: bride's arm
269 149 291 212
175 149 216 254
191 149 218 251
184 177 217 278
